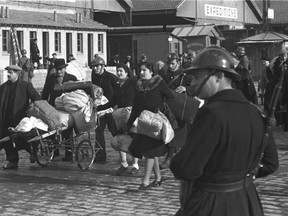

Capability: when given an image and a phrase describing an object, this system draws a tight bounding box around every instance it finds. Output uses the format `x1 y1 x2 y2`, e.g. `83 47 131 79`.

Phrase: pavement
0 127 287 216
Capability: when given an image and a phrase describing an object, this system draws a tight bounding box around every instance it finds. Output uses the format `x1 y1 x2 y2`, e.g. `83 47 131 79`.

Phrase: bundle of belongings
112 107 174 144
26 82 107 134
27 100 74 131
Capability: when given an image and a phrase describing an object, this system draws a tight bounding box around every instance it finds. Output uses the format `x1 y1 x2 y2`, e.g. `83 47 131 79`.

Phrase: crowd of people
0 44 281 216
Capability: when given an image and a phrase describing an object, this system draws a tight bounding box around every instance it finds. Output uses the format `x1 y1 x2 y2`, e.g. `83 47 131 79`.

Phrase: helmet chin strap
195 70 217 97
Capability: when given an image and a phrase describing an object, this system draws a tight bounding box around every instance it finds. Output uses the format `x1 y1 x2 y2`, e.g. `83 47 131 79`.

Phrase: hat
5 65 22 72
54 59 68 70
166 53 180 62
261 56 270 61
236 46 245 52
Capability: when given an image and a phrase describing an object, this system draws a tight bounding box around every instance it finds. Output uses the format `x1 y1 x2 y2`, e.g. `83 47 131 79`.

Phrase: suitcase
166 93 200 124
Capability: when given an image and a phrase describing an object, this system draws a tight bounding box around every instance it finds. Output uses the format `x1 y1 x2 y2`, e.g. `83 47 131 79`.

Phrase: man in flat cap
0 65 41 169
170 46 278 216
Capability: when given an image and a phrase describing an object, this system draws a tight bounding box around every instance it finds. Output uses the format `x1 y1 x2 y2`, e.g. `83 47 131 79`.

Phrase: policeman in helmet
90 56 119 163
170 46 278 216
159 53 195 170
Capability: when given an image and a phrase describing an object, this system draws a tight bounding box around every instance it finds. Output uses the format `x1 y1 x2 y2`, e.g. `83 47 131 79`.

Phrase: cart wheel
33 140 54 167
76 139 95 170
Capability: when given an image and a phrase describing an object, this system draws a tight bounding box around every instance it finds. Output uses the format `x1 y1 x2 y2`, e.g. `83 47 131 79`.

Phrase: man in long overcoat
170 46 279 216
0 65 41 169
160 53 194 169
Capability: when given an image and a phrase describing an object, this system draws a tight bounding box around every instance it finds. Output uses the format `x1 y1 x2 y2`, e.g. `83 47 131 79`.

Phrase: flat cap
5 65 22 71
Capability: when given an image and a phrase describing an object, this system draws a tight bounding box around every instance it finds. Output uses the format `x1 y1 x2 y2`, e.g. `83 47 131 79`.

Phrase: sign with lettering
205 4 238 19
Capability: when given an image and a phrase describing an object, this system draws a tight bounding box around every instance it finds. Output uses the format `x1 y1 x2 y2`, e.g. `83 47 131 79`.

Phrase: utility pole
262 0 271 32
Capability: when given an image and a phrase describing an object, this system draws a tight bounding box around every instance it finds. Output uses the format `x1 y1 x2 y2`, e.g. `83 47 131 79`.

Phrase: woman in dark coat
97 63 139 175
126 62 174 190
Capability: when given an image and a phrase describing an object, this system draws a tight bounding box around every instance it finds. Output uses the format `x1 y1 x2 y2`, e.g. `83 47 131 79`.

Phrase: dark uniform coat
127 75 174 158
166 67 194 148
91 69 119 102
235 55 258 104
170 89 279 216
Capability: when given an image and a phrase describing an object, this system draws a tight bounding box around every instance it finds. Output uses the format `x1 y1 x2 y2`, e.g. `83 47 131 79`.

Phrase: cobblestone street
0 128 287 216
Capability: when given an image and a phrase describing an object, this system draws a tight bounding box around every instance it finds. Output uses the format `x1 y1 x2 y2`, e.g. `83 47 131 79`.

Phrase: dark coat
166 68 194 148
235 54 258 104
170 89 279 216
91 70 119 102
98 77 136 111
30 41 40 63
0 79 41 138
42 72 77 106
127 75 174 158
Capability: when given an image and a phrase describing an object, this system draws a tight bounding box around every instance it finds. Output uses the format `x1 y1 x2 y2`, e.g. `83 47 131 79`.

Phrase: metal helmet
90 56 105 68
236 46 245 56
184 46 241 81
166 53 180 63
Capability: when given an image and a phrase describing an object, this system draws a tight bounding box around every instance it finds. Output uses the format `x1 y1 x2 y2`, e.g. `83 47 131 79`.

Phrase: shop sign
205 4 238 19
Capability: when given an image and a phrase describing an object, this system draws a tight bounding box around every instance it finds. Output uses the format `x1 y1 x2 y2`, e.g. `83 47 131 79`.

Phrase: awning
93 0 126 13
171 25 225 40
237 31 288 44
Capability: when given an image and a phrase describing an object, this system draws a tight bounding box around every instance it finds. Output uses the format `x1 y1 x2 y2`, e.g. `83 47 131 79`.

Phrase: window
98 34 103 53
77 33 83 53
55 32 61 52
2 30 9 52
174 43 180 55
17 31 24 50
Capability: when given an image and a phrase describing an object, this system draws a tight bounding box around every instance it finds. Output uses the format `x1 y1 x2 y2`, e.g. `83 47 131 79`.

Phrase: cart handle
27 126 68 143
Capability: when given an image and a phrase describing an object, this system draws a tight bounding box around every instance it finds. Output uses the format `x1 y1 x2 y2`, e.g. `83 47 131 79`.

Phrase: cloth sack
158 111 175 144
112 107 132 130
166 93 200 124
27 100 62 130
71 104 97 133
95 95 113 117
57 110 75 129
55 89 90 112
15 116 48 132
110 134 132 153
133 110 172 142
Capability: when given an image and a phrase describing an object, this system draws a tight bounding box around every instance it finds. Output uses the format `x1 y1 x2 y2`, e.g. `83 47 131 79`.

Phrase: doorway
88 34 93 66
66 33 72 63
42 32 49 69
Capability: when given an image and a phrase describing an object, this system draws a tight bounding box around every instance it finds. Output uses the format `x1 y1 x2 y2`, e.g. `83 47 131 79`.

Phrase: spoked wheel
33 139 54 167
76 139 95 170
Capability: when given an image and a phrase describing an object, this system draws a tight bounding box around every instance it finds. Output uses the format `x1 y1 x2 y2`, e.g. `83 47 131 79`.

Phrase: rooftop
0 8 108 30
